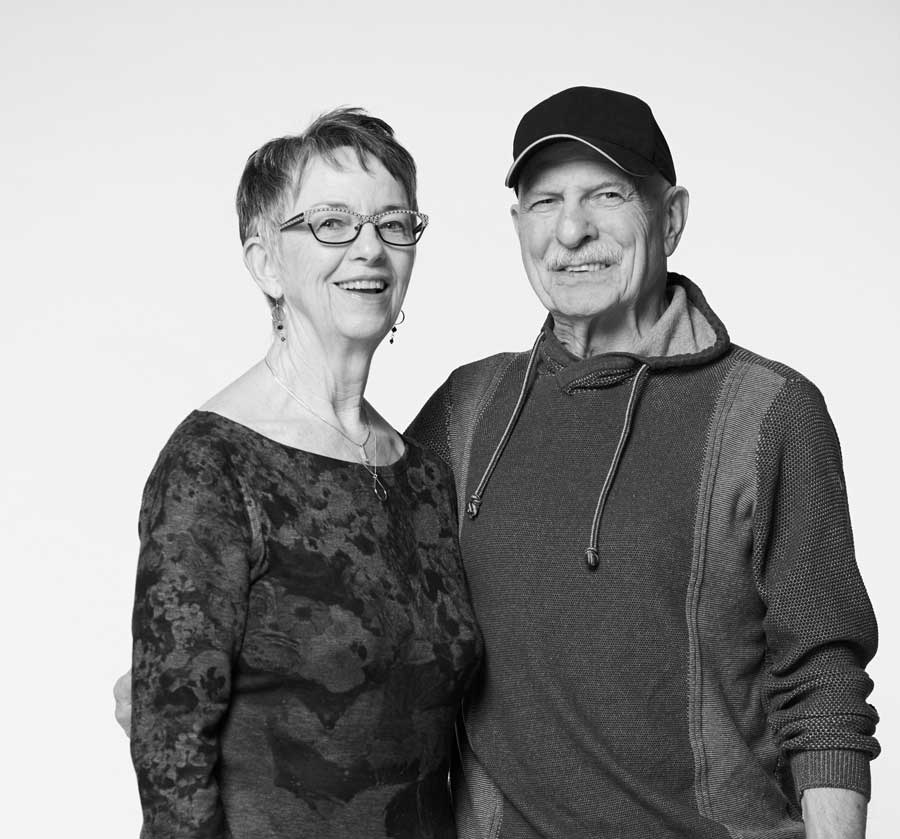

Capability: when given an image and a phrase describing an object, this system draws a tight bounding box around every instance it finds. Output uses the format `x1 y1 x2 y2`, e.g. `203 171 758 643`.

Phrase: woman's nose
349 221 387 260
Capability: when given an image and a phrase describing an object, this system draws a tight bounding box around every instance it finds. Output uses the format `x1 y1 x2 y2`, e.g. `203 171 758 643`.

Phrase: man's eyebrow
520 185 561 199
522 178 636 197
590 179 635 192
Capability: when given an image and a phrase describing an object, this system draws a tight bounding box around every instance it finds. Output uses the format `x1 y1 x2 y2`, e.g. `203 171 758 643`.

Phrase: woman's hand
113 669 132 736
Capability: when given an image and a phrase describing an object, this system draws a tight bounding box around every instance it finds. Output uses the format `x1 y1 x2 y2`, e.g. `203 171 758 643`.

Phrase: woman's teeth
336 279 387 292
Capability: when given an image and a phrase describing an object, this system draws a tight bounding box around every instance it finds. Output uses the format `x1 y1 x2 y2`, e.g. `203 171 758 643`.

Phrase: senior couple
120 87 879 839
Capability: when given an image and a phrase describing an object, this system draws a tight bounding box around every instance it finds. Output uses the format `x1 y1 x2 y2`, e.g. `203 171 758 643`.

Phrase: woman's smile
334 275 390 294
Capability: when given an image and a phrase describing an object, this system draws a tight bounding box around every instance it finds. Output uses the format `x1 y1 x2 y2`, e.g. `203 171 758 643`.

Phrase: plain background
2 1 897 835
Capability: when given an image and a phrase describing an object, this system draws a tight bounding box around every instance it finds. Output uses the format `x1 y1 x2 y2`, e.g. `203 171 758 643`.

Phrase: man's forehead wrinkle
522 171 638 200
520 146 639 196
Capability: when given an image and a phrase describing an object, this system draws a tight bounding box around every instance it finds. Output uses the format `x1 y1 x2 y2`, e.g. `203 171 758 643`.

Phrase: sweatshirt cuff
791 750 872 800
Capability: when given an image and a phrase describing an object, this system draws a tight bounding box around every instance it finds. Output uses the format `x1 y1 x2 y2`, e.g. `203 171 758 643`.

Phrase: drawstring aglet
584 547 600 571
466 495 483 519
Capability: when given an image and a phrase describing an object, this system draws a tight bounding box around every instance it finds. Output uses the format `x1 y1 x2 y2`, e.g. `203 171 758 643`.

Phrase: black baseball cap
505 86 676 190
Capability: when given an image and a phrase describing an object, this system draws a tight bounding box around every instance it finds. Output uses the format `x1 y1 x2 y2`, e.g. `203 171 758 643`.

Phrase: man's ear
510 202 521 237
243 236 284 300
663 186 690 257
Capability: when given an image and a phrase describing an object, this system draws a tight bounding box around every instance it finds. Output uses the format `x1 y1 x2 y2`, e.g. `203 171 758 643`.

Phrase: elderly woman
128 108 482 838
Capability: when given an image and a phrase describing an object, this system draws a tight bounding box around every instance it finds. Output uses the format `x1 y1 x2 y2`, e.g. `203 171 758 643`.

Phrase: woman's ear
243 236 284 300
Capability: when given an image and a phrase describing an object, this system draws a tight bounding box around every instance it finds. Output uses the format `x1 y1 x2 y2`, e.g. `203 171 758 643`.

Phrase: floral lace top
131 411 482 839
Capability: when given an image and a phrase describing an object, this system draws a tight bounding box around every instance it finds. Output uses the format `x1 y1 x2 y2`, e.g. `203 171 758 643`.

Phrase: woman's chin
330 316 393 348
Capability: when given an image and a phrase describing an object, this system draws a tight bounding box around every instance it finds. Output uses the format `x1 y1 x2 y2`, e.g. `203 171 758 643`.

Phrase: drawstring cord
465 330 650 574
466 331 545 519
584 363 650 570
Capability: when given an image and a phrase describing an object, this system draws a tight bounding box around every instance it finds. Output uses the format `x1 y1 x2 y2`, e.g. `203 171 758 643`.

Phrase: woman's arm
131 429 256 838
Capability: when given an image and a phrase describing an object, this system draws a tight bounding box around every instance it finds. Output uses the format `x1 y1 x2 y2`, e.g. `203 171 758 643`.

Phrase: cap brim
504 134 656 189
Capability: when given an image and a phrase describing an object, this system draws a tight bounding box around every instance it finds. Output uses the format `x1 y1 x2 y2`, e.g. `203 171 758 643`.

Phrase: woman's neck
264 334 374 437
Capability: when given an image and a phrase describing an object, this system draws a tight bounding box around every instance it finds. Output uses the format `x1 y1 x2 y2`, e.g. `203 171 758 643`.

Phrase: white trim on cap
504 133 645 187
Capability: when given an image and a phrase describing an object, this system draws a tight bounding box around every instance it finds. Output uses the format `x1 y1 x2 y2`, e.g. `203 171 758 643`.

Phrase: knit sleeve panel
131 426 258 838
752 377 879 797
405 376 453 464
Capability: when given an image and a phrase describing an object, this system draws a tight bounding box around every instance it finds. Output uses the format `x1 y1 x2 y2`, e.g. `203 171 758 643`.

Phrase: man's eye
592 192 625 205
529 198 557 211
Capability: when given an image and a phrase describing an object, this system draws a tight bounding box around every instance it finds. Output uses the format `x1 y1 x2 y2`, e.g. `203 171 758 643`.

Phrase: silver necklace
264 358 388 501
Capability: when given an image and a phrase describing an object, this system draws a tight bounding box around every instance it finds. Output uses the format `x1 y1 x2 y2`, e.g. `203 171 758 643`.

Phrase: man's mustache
544 244 623 271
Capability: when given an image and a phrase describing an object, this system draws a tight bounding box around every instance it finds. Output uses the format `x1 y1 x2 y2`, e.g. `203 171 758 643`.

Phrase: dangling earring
389 309 406 345
272 298 286 343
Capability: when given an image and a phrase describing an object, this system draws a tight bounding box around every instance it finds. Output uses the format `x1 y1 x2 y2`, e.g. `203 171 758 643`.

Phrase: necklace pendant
373 476 388 502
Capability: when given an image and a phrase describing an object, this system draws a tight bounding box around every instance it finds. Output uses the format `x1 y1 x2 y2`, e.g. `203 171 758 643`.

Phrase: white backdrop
1 1 897 835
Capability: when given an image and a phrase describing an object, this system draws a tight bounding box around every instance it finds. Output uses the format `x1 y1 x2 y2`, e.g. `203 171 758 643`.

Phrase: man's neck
552 289 667 359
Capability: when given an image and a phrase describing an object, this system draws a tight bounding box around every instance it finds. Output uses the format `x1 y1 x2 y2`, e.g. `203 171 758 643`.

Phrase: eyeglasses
278 207 429 247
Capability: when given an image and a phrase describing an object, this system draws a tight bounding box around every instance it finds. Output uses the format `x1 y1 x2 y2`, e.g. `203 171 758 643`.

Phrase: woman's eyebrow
308 201 351 210
307 202 411 213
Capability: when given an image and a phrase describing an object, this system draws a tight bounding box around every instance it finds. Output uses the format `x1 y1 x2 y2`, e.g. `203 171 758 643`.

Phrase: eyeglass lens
309 210 424 245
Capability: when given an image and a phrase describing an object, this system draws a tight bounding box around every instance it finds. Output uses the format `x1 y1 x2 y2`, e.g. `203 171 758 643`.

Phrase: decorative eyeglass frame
278 207 429 246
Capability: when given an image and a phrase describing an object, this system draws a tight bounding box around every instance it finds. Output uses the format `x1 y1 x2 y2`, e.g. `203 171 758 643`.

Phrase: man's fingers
113 670 131 702
113 670 132 737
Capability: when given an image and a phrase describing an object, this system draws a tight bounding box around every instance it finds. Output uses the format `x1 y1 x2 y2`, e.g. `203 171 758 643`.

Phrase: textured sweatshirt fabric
406 274 879 839
131 411 482 839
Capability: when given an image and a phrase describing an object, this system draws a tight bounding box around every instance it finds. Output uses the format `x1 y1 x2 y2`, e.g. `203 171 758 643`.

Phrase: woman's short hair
235 107 418 255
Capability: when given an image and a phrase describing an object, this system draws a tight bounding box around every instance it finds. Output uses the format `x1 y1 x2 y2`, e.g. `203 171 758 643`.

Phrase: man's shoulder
406 350 529 472
726 345 835 434
445 350 526 402
729 344 812 387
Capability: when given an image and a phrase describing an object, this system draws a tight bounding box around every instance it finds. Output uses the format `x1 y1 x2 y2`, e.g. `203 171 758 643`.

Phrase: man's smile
559 262 613 273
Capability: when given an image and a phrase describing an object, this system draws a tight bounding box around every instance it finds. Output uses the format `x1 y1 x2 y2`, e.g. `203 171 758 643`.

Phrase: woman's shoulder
160 409 249 452
158 361 274 465
145 411 250 490
198 361 268 421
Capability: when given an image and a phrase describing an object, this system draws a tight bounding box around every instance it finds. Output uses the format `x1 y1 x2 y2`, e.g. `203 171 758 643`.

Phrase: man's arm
405 377 453 462
753 378 879 820
802 788 867 839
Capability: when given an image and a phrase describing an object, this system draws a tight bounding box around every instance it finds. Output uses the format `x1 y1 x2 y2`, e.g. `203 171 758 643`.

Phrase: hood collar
539 273 730 393
465 274 730 569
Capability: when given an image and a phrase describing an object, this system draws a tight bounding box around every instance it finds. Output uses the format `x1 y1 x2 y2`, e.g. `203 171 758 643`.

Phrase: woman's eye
318 216 351 229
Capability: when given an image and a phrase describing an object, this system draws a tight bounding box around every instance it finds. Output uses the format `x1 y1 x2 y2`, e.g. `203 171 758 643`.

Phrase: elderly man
405 87 878 838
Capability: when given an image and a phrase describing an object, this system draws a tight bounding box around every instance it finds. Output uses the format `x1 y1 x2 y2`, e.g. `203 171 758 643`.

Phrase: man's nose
349 221 387 260
555 205 597 249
